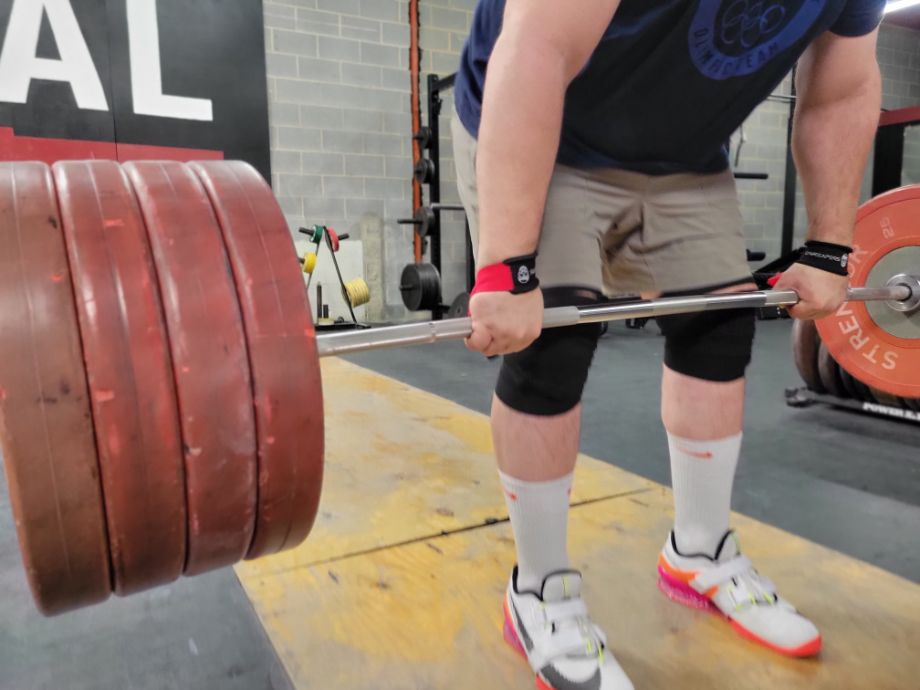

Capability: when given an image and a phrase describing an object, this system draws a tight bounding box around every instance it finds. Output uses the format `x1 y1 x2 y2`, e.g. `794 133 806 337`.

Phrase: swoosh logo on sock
676 446 713 460
503 487 518 501
540 665 602 690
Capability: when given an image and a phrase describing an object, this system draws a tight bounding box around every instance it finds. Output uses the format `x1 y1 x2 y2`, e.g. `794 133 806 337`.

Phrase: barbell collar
885 274 920 314
315 282 915 358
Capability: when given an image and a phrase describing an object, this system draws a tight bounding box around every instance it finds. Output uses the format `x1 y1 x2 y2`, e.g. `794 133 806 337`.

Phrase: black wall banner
0 0 271 181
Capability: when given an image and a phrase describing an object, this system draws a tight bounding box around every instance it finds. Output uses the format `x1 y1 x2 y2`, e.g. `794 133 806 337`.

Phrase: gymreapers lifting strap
767 241 853 286
470 253 539 296
796 241 852 276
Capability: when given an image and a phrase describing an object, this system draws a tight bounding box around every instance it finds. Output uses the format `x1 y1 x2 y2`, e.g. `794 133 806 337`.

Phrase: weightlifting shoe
503 567 634 690
657 530 822 657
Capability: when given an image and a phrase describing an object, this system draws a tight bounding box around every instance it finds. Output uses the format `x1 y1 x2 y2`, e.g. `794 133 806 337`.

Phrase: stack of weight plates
792 319 920 410
0 161 325 615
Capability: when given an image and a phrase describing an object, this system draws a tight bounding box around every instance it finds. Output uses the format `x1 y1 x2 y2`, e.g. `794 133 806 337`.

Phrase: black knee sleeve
656 295 756 382
496 287 603 416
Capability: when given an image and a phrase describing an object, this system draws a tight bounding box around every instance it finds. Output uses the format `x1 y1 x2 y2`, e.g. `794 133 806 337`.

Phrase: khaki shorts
451 110 752 297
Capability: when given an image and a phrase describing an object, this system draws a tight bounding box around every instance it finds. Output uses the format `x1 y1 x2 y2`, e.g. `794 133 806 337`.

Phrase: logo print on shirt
689 0 826 80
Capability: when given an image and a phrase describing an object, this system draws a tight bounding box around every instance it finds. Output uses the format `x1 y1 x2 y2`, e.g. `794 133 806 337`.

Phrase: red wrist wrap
470 253 539 296
470 263 515 295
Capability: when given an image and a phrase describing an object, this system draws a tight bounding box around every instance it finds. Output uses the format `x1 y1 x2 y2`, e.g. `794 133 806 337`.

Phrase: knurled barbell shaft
315 283 915 358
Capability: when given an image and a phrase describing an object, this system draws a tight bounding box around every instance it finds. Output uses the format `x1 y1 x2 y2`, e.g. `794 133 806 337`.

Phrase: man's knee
656 288 756 382
496 287 603 415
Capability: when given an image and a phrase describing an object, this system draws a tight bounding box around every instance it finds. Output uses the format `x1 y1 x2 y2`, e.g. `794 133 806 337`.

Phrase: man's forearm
475 35 568 266
792 67 881 246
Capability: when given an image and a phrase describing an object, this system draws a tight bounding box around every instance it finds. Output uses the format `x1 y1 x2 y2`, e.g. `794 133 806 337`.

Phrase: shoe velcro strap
544 598 588 626
693 555 752 591
544 627 598 659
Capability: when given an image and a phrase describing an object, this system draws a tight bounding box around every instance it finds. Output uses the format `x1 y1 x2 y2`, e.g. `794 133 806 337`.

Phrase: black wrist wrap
795 240 852 276
504 254 539 294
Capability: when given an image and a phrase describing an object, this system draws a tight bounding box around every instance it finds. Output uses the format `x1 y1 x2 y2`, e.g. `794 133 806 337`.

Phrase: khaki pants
451 110 753 297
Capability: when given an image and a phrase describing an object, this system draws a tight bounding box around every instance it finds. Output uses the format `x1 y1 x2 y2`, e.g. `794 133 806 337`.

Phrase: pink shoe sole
657 565 716 611
657 565 822 658
502 601 528 659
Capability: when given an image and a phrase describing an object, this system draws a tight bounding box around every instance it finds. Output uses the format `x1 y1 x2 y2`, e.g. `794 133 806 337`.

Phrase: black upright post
465 218 475 292
873 125 905 196
780 67 798 256
427 74 443 276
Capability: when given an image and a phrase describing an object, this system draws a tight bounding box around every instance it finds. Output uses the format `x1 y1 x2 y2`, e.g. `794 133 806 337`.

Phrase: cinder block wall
262 0 414 321
728 77 794 260
788 25 920 251
878 26 920 188
905 130 920 186
419 0 477 307
879 26 920 110
263 1 920 318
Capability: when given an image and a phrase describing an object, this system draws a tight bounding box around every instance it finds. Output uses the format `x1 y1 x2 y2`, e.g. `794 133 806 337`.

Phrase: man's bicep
502 0 621 80
797 30 881 105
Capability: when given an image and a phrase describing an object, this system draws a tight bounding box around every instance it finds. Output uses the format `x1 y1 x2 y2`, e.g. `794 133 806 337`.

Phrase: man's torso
454 0 884 174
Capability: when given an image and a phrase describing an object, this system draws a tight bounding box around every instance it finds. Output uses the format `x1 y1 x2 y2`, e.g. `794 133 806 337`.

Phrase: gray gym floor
1 317 917 690
0 472 293 690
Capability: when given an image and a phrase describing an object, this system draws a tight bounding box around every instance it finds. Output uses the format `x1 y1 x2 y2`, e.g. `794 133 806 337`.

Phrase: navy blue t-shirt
454 0 886 174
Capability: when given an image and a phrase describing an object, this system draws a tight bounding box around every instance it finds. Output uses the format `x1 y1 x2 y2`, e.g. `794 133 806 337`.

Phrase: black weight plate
851 375 875 403
448 292 470 319
837 361 881 403
791 319 825 393
415 207 436 237
868 387 904 409
414 159 435 184
817 343 847 399
838 368 861 400
400 263 441 312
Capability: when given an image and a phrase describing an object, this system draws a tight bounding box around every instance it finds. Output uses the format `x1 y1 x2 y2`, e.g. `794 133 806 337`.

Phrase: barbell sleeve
314 283 915 358
398 204 466 225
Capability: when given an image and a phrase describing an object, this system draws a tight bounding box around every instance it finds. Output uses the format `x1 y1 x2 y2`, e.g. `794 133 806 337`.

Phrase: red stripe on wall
0 127 224 164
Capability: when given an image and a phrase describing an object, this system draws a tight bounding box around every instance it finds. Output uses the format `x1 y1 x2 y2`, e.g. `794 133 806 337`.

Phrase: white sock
668 432 743 557
499 470 573 593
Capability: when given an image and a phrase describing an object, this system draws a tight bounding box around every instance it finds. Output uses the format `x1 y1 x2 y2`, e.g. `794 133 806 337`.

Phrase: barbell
0 159 917 616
